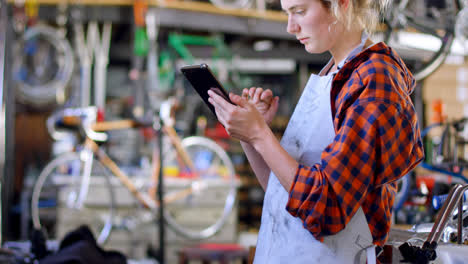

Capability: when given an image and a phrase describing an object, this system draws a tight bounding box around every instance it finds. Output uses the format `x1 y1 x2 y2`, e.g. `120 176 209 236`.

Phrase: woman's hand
208 89 269 146
242 87 279 125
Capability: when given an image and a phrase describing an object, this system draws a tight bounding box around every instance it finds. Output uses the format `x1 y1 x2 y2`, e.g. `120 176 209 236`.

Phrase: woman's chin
303 44 327 54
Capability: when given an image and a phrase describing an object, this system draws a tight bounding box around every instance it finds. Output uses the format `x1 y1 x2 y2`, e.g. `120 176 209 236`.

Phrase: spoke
405 17 447 38
383 0 459 81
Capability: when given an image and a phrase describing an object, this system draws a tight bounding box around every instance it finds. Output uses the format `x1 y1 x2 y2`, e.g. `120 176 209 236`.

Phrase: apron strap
366 245 376 264
354 244 376 264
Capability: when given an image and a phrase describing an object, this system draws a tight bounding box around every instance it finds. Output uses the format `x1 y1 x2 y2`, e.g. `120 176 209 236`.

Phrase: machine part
399 241 437 264
400 184 468 263
12 24 74 107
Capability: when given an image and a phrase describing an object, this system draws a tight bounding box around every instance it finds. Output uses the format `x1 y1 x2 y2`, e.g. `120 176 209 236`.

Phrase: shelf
20 0 287 21
9 0 293 39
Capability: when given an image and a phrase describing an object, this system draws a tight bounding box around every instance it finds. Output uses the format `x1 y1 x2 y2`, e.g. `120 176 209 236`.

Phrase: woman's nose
287 17 299 34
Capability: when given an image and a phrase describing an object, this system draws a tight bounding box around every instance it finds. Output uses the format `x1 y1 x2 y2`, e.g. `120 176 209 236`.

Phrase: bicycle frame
168 33 231 66
163 32 250 92
70 114 199 212
38 104 237 242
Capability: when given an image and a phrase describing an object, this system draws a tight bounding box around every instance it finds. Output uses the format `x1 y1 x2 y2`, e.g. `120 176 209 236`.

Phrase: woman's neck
329 28 364 69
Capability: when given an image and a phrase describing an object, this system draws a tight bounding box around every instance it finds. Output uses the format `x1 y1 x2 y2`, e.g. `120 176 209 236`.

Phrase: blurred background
1 0 468 263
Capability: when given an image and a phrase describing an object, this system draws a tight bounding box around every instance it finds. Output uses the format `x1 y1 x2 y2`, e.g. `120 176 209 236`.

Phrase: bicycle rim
383 0 459 81
31 151 115 244
162 136 237 239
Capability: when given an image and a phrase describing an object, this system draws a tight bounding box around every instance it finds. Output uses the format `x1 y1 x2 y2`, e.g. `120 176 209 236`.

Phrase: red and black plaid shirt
286 42 424 246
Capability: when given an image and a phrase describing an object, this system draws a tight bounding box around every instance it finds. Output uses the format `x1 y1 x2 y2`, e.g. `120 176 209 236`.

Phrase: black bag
39 225 126 264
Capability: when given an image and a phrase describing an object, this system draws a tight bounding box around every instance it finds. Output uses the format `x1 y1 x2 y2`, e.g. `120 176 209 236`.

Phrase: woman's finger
242 88 249 99
208 89 234 113
260 89 273 103
231 93 250 109
265 96 279 124
208 96 229 123
215 109 227 126
249 87 256 99
253 87 263 103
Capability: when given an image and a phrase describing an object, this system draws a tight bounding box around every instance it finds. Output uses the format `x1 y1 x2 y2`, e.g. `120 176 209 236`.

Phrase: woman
208 0 424 263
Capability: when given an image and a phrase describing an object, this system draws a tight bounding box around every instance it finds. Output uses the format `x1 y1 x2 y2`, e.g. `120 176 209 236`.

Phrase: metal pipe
458 195 463 244
0 0 5 104
0 0 7 246
427 183 468 244
157 116 165 264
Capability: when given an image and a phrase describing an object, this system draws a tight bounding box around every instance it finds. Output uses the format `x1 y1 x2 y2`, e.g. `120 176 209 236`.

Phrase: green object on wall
134 27 149 57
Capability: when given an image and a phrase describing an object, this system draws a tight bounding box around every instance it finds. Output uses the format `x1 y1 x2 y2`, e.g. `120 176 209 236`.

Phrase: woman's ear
339 0 350 10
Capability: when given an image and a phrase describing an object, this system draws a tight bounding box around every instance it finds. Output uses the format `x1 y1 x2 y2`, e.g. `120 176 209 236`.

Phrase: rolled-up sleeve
286 100 422 245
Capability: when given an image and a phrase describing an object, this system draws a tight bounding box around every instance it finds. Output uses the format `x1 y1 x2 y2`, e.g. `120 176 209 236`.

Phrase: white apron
254 34 376 264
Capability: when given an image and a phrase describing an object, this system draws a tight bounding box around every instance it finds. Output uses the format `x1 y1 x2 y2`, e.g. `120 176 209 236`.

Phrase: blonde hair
320 0 391 33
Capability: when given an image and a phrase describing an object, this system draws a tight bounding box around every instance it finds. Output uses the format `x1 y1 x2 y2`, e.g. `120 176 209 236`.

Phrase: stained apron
253 34 377 264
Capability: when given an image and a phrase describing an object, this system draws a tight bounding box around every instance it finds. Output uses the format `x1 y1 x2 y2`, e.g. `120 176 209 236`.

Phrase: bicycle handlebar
47 95 180 144
47 107 108 142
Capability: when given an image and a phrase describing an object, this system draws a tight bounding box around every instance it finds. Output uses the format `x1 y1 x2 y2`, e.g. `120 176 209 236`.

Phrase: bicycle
30 99 238 245
382 0 467 81
393 118 468 224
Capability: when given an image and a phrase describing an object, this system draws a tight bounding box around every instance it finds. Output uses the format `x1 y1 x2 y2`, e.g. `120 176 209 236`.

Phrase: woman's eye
295 9 305 14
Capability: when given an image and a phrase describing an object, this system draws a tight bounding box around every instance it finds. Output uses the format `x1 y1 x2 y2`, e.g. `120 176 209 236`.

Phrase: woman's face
281 0 338 54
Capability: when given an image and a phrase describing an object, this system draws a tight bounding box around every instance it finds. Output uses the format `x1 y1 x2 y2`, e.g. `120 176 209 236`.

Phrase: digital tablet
180 63 233 116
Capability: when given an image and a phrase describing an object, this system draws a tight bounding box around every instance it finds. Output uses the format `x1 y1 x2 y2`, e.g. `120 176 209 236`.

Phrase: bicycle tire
12 25 74 107
162 136 237 239
31 151 115 245
383 0 459 81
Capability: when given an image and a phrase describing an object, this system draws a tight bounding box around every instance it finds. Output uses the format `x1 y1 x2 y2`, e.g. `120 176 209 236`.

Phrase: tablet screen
180 64 233 116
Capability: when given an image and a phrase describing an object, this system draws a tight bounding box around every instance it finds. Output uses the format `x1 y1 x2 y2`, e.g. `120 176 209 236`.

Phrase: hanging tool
130 0 149 119
73 18 112 115
145 8 161 108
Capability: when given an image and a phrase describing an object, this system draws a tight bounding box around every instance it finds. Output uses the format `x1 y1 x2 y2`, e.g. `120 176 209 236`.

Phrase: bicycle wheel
31 151 115 244
161 136 237 239
12 25 74 107
383 0 460 81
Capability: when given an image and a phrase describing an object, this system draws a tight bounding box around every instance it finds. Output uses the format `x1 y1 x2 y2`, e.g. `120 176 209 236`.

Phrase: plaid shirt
286 42 424 246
